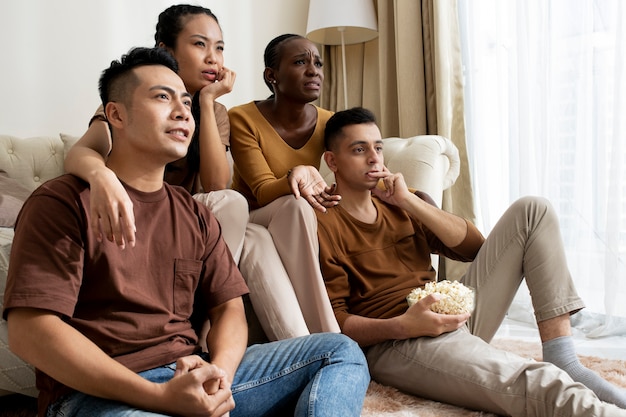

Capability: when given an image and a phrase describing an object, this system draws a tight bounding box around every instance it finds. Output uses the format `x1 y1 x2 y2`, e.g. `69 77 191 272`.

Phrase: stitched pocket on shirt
173 258 202 317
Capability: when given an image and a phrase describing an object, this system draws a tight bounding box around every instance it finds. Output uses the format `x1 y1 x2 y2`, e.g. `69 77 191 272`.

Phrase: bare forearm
205 298 247 380
402 194 468 248
197 104 231 191
7 309 161 409
341 314 407 347
64 121 112 181
341 298 470 348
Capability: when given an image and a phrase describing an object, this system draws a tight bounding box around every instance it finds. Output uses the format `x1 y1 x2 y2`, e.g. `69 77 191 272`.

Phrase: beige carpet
360 338 626 417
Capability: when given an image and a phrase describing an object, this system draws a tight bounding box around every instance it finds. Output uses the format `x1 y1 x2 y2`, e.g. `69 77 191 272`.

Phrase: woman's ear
264 67 276 85
323 151 338 173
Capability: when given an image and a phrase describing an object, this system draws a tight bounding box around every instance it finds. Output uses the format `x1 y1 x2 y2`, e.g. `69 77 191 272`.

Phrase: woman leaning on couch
63 4 248 263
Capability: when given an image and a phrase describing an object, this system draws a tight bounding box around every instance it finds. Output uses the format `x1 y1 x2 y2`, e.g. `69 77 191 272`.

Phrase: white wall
0 0 310 137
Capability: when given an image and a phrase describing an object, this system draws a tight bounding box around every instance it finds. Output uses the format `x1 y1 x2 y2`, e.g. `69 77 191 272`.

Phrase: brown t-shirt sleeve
197 206 249 309
3 178 86 319
420 218 485 263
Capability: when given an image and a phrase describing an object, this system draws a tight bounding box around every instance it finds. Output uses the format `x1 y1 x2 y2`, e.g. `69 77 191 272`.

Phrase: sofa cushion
0 172 31 227
0 135 66 193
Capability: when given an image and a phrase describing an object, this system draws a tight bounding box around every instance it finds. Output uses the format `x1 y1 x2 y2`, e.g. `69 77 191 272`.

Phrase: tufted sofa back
0 134 79 192
1 134 460 207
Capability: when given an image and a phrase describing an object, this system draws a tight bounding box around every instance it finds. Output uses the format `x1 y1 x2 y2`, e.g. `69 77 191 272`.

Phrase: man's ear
323 150 338 173
105 102 125 129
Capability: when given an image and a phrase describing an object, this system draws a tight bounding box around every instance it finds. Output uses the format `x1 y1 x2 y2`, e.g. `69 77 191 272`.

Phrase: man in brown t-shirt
317 107 626 417
3 47 369 417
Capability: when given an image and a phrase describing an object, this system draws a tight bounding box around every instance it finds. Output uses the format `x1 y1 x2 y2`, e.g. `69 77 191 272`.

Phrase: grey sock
543 335 626 408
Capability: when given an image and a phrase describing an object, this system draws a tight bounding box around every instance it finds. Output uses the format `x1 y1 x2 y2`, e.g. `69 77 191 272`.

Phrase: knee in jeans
321 333 367 364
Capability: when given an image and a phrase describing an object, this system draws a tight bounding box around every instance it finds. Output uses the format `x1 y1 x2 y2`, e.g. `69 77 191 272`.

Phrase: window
459 0 626 327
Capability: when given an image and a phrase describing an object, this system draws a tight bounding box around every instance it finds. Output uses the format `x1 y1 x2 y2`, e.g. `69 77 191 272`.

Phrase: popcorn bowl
406 280 475 315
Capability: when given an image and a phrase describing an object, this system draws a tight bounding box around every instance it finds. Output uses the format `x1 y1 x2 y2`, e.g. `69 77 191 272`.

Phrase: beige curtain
319 0 475 280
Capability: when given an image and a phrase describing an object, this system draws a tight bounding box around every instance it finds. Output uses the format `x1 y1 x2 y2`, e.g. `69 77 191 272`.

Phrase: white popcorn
406 280 475 315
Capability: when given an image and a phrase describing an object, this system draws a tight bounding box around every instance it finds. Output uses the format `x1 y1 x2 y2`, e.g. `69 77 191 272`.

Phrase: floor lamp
306 0 378 109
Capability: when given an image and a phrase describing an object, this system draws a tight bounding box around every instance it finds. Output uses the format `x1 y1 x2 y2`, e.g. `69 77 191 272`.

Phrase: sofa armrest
319 135 460 207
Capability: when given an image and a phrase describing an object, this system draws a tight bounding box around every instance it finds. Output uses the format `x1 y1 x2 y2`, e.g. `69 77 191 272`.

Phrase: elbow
200 169 232 192
63 146 77 173
203 180 229 192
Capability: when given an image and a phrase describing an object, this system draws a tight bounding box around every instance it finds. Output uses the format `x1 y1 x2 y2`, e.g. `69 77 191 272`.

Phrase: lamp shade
306 0 378 45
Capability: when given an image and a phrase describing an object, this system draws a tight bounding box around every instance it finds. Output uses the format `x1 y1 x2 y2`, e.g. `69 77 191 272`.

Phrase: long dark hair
155 4 221 174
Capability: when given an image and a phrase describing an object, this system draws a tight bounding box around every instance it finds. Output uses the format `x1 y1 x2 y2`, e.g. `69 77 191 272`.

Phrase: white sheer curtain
458 0 626 336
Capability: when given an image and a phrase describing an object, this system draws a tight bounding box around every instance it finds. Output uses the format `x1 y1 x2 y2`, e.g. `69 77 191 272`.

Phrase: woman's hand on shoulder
89 168 136 249
288 165 341 213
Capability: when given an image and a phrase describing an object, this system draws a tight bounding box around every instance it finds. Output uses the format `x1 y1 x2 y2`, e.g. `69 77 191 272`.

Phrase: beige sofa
0 132 460 397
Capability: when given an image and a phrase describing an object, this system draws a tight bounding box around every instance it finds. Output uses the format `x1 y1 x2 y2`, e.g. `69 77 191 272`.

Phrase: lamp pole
339 27 348 110
306 0 378 111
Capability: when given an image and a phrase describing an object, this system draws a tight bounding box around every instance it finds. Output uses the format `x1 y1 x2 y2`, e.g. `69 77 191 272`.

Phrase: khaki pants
193 189 249 264
242 195 340 337
367 197 624 416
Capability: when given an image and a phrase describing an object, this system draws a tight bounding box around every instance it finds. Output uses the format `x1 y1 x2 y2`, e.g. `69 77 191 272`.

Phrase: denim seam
231 352 333 393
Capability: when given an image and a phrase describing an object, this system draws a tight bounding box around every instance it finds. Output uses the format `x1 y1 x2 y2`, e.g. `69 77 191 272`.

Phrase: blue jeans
46 333 369 417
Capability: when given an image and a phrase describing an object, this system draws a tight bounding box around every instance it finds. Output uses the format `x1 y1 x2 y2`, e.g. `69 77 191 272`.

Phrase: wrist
88 165 116 184
388 315 410 340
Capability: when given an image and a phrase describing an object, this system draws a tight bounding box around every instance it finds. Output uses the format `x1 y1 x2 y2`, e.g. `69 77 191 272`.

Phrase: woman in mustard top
229 34 341 335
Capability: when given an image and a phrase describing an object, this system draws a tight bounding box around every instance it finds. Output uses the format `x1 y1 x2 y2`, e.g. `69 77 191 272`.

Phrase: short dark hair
98 47 179 107
324 107 377 150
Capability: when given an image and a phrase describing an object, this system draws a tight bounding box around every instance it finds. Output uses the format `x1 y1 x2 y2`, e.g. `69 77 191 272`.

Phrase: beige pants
241 195 340 338
367 197 624 416
239 223 310 340
193 189 249 264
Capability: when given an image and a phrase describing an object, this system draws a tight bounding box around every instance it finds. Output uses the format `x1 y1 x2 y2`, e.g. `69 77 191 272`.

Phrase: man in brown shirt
317 106 626 417
3 47 369 417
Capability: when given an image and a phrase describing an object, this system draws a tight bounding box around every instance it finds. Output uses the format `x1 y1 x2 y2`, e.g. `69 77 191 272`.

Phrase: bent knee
512 195 553 214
